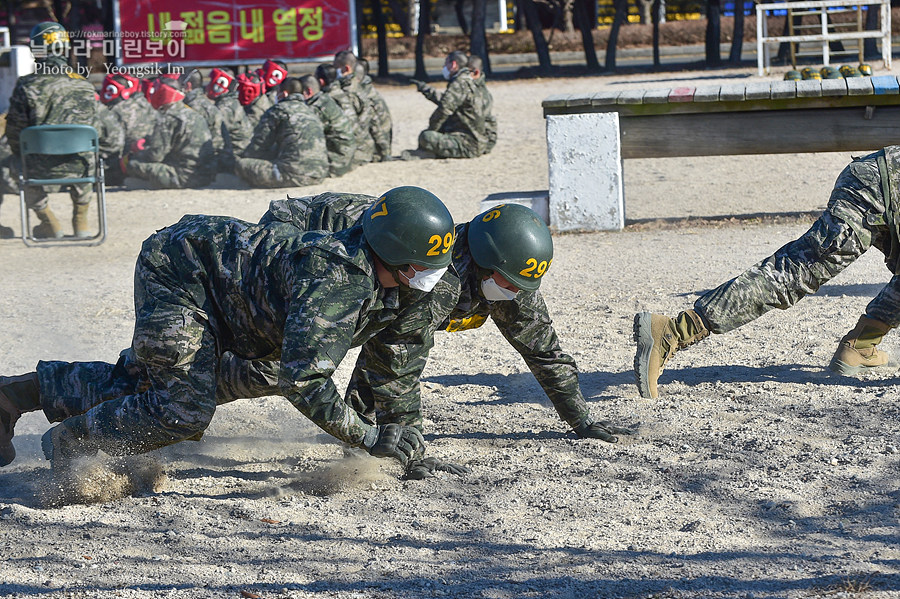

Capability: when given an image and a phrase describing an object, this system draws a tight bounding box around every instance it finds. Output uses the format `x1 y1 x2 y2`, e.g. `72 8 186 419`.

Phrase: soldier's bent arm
491 292 592 428
243 109 277 159
428 79 466 131
280 275 377 446
422 85 441 105
133 115 175 163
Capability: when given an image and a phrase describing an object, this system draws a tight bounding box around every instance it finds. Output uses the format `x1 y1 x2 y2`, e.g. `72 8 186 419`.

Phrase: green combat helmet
467 203 553 291
801 67 822 80
858 63 873 76
820 65 841 79
784 70 802 81
362 186 455 269
29 21 69 56
840 65 861 78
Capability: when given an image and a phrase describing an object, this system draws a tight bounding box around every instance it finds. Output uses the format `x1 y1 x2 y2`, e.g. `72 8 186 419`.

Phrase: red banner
116 0 355 65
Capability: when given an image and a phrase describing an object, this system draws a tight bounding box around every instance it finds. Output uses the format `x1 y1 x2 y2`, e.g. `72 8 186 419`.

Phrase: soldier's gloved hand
410 78 427 92
362 424 425 467
573 419 633 443
404 456 469 480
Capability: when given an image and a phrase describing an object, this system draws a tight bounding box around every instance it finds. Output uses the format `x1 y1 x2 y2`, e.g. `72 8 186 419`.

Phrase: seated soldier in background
123 77 214 189
299 74 356 177
182 69 225 173
100 72 157 154
405 50 486 160
259 59 288 105
205 67 252 171
238 71 273 129
333 51 376 166
467 55 496 155
235 77 328 188
355 59 392 162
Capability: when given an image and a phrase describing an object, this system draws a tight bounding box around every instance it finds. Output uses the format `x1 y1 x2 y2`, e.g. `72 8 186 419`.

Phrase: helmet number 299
519 258 551 279
427 232 454 256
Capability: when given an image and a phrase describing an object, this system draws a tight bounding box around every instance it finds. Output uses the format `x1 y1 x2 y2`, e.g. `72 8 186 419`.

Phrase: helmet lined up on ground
467 203 553 291
362 186 455 269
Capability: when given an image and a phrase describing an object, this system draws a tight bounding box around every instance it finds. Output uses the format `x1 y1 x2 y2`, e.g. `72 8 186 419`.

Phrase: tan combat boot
633 310 710 399
829 316 892 376
0 373 41 467
32 206 63 239
72 202 91 238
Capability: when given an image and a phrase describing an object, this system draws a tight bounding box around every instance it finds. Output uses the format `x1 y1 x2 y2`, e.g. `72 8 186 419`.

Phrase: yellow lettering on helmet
518 258 550 278
482 208 502 222
370 200 388 219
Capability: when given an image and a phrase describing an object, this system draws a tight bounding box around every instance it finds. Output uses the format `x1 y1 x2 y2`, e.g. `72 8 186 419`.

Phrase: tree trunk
414 0 431 79
864 3 879 59
728 0 744 64
517 0 553 70
574 0 599 69
562 0 575 33
652 0 661 67
637 0 652 24
455 0 470 35
373 0 390 76
470 0 492 74
604 0 628 71
704 0 721 66
355 0 365 56
386 0 412 35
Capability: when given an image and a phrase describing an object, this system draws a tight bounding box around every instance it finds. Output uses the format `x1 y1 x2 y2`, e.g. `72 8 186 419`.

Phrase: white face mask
481 277 518 301
400 266 448 292
442 65 452 80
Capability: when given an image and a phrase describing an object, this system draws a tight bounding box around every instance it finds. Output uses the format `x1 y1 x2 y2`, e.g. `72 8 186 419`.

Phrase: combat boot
0 372 41 467
829 316 892 376
72 202 91 238
32 207 63 239
41 419 97 472
634 310 710 399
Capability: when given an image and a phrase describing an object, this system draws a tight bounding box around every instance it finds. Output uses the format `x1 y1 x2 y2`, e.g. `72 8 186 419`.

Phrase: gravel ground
1 65 899 599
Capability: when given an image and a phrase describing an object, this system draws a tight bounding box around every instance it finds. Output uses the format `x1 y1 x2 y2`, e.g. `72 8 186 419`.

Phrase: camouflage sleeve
279 272 375 446
421 85 441 105
428 79 466 131
133 113 174 163
491 292 592 428
227 104 253 155
99 107 125 159
243 108 277 159
5 81 29 157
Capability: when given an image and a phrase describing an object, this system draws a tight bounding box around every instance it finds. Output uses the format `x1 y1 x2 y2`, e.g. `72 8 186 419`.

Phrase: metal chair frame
17 124 107 247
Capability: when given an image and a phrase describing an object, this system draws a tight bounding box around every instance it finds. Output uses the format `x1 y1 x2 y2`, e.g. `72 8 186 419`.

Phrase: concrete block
546 112 624 232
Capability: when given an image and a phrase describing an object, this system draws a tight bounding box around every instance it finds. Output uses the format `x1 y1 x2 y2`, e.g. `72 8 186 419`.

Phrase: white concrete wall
546 112 624 232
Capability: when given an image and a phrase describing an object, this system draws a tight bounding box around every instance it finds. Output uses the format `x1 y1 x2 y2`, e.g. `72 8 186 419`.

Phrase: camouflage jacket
242 94 328 182
145 211 454 444
359 75 392 161
260 194 593 429
6 55 102 178
243 93 273 129
129 100 214 182
334 74 375 164
109 93 158 149
213 91 253 158
427 68 486 151
306 91 356 177
474 76 497 153
98 103 125 160
184 88 225 158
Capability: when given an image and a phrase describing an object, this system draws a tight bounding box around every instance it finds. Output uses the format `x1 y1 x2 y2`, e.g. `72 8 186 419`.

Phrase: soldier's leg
69 182 93 238
126 160 183 189
235 157 283 188
216 352 280 404
828 275 900 375
25 186 63 239
418 131 478 159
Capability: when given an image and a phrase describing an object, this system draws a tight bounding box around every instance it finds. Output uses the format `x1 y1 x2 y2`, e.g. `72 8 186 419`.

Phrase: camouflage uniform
184 88 225 171
98 103 126 185
235 94 328 188
213 90 253 171
306 90 356 177
35 212 455 454
125 101 215 189
695 146 900 333
6 54 103 210
243 92 273 130
250 194 596 430
474 76 497 155
335 74 376 166
418 67 485 159
359 75 392 161
108 93 157 150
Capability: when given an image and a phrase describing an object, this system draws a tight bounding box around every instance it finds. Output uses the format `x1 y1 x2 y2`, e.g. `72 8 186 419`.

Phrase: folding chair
18 124 107 247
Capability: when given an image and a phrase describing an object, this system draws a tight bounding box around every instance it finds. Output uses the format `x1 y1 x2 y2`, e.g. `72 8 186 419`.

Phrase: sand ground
1 65 899 599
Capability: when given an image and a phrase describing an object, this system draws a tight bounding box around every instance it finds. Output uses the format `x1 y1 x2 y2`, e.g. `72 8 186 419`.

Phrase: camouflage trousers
36 231 222 456
418 130 480 159
127 160 214 190
695 203 900 333
235 157 324 188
